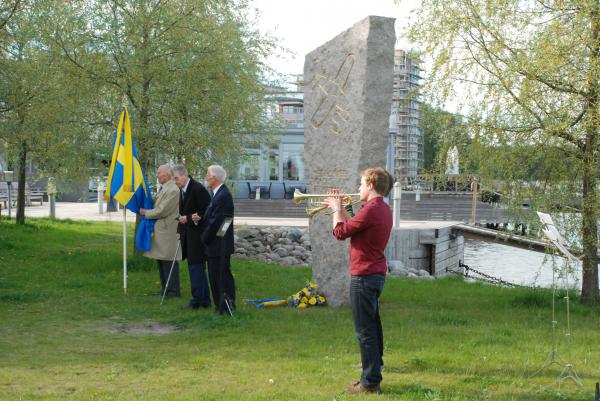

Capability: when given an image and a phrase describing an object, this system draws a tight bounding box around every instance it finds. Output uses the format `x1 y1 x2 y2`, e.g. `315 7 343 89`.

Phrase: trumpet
293 189 359 204
306 200 363 219
292 189 361 219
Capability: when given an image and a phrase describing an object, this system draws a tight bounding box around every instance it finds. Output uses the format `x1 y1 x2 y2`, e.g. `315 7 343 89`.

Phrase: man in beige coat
140 164 182 297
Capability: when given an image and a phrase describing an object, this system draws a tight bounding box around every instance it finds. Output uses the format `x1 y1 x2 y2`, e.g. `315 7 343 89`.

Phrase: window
266 146 279 181
281 105 303 114
236 151 260 180
282 143 304 181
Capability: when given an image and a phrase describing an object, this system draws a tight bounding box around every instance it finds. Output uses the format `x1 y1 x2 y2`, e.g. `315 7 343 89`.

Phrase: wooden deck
235 192 516 223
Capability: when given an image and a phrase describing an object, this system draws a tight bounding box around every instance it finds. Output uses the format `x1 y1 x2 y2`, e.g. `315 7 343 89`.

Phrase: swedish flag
105 107 154 251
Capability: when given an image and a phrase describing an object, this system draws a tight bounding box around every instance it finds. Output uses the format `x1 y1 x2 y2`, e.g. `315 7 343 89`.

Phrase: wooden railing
398 174 481 192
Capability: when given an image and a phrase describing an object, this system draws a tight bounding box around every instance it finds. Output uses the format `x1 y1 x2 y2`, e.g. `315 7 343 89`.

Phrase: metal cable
446 261 530 288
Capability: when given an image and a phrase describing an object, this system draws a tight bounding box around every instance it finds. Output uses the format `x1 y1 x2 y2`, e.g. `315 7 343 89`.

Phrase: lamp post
4 170 14 219
97 179 105 214
48 177 56 219
392 181 402 228
470 177 479 226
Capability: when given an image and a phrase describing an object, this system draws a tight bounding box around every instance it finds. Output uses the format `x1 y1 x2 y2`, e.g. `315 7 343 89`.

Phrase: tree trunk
580 1 600 305
15 140 27 225
580 150 599 304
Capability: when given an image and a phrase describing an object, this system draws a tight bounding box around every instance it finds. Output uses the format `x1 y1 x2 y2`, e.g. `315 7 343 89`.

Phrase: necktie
180 189 184 203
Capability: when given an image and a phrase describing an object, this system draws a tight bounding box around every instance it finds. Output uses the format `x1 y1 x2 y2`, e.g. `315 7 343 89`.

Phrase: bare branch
465 0 587 97
0 0 21 31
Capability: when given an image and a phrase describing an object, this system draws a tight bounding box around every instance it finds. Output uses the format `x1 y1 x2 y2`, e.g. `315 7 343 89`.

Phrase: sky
251 0 420 79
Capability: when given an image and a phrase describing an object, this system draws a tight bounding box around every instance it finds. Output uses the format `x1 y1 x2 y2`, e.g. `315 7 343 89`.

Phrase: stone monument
304 16 395 306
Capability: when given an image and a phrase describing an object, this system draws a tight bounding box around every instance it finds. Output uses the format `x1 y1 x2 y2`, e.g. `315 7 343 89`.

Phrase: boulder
237 227 259 238
280 256 299 266
274 247 289 258
286 228 303 242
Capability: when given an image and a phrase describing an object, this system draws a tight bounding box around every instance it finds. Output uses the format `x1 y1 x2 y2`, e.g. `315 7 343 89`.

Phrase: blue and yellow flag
105 107 151 212
105 107 155 251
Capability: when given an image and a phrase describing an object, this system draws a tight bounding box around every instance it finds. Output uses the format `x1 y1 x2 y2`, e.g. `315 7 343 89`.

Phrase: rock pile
234 226 311 267
387 260 433 278
233 226 434 279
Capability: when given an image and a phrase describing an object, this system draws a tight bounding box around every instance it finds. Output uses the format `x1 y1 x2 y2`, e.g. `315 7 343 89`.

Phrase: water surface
463 238 582 290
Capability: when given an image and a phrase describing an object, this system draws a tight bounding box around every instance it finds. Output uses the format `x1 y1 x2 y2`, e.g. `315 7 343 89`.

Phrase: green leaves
0 0 277 222
50 0 275 175
407 0 600 302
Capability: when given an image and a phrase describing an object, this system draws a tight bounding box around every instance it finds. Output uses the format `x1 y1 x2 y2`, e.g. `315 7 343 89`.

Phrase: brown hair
361 167 394 196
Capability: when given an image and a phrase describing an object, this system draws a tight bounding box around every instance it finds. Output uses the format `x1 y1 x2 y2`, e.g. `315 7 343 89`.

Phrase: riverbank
1 218 598 400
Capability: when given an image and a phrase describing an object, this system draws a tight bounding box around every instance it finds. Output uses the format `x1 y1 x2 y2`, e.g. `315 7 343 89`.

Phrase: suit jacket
143 179 182 261
202 184 234 258
177 176 211 263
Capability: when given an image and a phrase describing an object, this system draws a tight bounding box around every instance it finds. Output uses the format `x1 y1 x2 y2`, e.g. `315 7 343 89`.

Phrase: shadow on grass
0 291 44 304
168 308 255 330
126 255 155 272
511 287 600 318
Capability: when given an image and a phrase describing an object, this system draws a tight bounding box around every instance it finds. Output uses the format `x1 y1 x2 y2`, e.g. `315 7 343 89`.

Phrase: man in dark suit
196 165 235 313
173 164 212 309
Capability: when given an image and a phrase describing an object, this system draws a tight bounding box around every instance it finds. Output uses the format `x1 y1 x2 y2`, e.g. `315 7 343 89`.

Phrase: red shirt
332 196 393 276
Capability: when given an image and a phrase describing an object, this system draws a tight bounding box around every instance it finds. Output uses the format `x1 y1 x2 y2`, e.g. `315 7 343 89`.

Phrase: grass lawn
1 218 599 400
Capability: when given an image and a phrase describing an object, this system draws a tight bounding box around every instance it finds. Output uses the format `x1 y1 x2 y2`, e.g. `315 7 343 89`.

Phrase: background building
231 50 423 198
389 49 423 178
231 75 305 198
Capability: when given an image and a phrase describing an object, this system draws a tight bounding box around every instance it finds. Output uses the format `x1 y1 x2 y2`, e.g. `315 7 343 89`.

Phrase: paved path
18 202 309 227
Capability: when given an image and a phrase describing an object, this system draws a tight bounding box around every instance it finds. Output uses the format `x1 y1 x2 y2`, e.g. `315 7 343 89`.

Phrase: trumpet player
323 167 393 395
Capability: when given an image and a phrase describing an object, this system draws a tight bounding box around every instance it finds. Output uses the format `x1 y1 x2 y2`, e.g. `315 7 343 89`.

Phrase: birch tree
406 0 600 303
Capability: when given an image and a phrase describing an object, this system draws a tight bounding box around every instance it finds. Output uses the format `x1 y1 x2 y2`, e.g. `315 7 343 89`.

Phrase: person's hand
176 233 180 240
139 208 147 216
324 188 343 211
178 215 188 224
191 213 201 225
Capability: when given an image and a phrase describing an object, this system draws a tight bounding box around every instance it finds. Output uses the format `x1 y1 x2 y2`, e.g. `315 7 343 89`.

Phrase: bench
247 182 272 199
28 190 45 205
0 183 45 207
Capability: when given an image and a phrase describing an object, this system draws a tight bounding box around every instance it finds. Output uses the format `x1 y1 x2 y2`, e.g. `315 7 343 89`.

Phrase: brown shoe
345 381 382 394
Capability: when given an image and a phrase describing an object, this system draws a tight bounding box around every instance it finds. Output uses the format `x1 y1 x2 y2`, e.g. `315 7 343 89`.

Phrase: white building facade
231 50 423 198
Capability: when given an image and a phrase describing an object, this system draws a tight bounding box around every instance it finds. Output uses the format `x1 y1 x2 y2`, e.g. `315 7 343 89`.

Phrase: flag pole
121 95 128 295
123 207 127 294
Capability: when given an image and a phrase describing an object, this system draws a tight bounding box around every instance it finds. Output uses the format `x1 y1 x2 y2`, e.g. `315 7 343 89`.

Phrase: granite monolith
304 16 395 306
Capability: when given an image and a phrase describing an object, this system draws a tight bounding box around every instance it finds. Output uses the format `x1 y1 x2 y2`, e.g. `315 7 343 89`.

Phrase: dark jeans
157 260 180 296
207 255 236 311
188 260 211 307
350 274 385 387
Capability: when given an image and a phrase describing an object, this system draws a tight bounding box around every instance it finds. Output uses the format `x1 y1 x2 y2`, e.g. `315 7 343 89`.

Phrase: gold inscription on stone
309 53 354 136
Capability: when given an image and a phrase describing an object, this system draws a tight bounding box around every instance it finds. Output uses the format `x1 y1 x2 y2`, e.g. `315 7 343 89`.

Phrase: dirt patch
105 320 177 335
